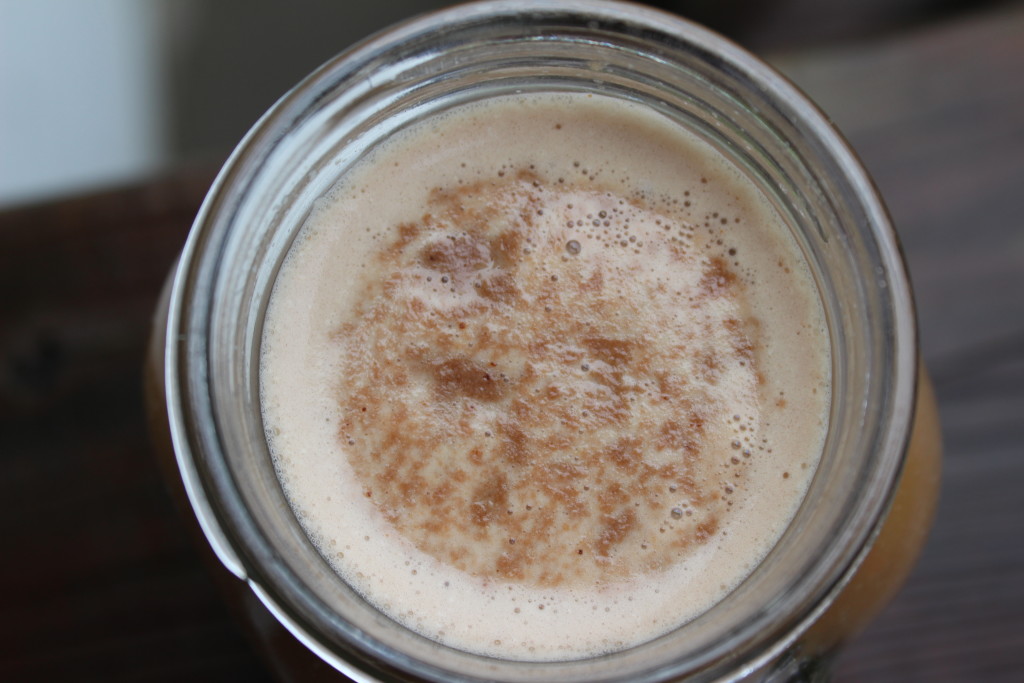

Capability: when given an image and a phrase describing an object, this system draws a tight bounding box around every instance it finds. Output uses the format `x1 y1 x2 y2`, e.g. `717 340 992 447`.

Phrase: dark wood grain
774 5 1024 682
2 4 1023 682
0 168 277 682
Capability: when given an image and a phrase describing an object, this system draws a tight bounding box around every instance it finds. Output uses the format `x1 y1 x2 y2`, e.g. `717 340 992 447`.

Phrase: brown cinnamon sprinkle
334 172 760 587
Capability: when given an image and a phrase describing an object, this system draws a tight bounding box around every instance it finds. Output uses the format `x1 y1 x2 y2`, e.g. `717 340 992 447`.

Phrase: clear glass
154 1 938 681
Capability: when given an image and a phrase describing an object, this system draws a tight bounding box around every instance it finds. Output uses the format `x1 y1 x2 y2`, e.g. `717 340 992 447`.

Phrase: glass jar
148 1 940 680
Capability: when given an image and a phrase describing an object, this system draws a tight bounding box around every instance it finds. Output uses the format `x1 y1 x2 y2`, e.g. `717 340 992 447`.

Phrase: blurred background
0 0 1008 208
3 1 1023 682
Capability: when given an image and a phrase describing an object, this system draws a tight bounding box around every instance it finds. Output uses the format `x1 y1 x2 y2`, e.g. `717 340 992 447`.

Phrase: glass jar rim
164 2 918 681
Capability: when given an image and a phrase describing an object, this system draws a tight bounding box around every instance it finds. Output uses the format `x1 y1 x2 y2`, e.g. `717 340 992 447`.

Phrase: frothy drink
260 93 830 660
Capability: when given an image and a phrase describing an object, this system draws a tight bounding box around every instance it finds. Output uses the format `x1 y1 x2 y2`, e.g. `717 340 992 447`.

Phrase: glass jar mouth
164 1 917 681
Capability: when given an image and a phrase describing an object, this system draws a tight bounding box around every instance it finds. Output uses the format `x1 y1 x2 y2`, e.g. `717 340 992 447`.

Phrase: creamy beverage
260 93 830 661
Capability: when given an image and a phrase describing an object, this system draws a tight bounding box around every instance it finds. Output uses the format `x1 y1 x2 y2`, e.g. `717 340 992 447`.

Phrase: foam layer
260 93 830 660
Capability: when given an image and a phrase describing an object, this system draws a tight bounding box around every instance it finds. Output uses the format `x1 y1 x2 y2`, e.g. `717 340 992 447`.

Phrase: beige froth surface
260 93 829 659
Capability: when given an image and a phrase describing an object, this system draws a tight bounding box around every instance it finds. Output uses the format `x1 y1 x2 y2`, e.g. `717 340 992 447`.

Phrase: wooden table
2 5 1022 681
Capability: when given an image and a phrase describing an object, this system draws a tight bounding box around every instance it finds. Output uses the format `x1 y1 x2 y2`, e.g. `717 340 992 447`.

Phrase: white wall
0 0 167 207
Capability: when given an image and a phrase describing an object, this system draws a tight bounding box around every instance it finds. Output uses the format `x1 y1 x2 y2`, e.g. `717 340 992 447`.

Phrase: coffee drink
260 92 830 660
